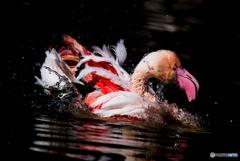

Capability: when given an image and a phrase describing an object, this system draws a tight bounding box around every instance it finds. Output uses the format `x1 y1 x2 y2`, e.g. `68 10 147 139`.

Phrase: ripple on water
29 115 210 160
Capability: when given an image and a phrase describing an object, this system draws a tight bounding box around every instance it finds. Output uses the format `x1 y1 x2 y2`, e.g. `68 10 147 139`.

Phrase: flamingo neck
130 65 158 103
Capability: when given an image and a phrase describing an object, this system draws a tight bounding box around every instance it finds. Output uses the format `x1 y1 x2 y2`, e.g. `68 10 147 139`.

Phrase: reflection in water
29 115 207 160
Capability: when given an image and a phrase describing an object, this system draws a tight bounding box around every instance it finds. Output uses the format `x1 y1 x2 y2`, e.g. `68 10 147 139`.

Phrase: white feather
92 46 110 58
94 105 144 117
101 96 136 109
91 92 121 107
35 48 83 90
76 39 130 81
111 39 127 66
76 56 114 68
76 67 131 89
102 45 114 58
34 76 44 86
92 45 114 59
76 55 131 82
92 91 150 117
35 49 65 88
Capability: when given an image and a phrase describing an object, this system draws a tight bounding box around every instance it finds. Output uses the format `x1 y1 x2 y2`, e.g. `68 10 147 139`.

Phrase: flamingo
35 35 199 122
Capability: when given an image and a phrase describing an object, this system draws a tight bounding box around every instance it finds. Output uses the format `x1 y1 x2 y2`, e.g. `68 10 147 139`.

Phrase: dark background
8 0 240 128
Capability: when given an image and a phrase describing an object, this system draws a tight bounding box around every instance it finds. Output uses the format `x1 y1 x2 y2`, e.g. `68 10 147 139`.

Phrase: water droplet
56 82 60 87
174 143 179 148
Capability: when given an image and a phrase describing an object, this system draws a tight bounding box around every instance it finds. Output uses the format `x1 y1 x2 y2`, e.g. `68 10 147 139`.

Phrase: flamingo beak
175 67 199 102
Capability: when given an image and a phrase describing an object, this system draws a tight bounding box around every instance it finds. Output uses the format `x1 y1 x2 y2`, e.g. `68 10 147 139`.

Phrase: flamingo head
137 50 199 102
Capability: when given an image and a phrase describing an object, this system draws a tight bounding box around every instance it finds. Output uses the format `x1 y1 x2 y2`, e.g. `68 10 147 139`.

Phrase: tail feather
53 49 76 82
35 48 83 90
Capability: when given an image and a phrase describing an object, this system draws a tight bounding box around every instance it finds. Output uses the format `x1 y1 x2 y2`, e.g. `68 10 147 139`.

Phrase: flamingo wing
92 91 150 117
63 36 132 113
63 36 151 118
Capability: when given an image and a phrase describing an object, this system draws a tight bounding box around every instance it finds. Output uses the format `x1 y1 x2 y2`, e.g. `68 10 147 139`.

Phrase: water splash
145 81 200 126
43 66 87 114
155 82 165 102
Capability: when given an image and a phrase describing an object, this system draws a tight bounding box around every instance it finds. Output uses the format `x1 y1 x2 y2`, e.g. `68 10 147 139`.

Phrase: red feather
61 35 129 111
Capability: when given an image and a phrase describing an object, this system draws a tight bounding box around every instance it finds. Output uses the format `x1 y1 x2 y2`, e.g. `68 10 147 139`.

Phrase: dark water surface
8 112 240 160
7 0 240 160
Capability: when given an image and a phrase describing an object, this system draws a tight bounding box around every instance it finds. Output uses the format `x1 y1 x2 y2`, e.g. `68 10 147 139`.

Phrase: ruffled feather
76 66 131 90
35 48 83 89
92 91 150 117
111 39 127 66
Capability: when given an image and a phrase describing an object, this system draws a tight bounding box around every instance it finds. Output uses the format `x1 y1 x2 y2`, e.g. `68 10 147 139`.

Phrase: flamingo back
74 39 136 113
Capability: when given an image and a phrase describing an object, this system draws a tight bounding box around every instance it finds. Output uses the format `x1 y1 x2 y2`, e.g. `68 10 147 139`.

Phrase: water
8 0 240 160
40 66 85 113
9 114 213 160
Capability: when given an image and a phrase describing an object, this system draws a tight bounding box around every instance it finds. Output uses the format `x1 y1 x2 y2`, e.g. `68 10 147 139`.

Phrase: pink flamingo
35 35 199 121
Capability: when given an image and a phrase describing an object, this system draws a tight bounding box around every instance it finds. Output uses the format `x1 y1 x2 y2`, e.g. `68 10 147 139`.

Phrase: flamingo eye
170 63 176 69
